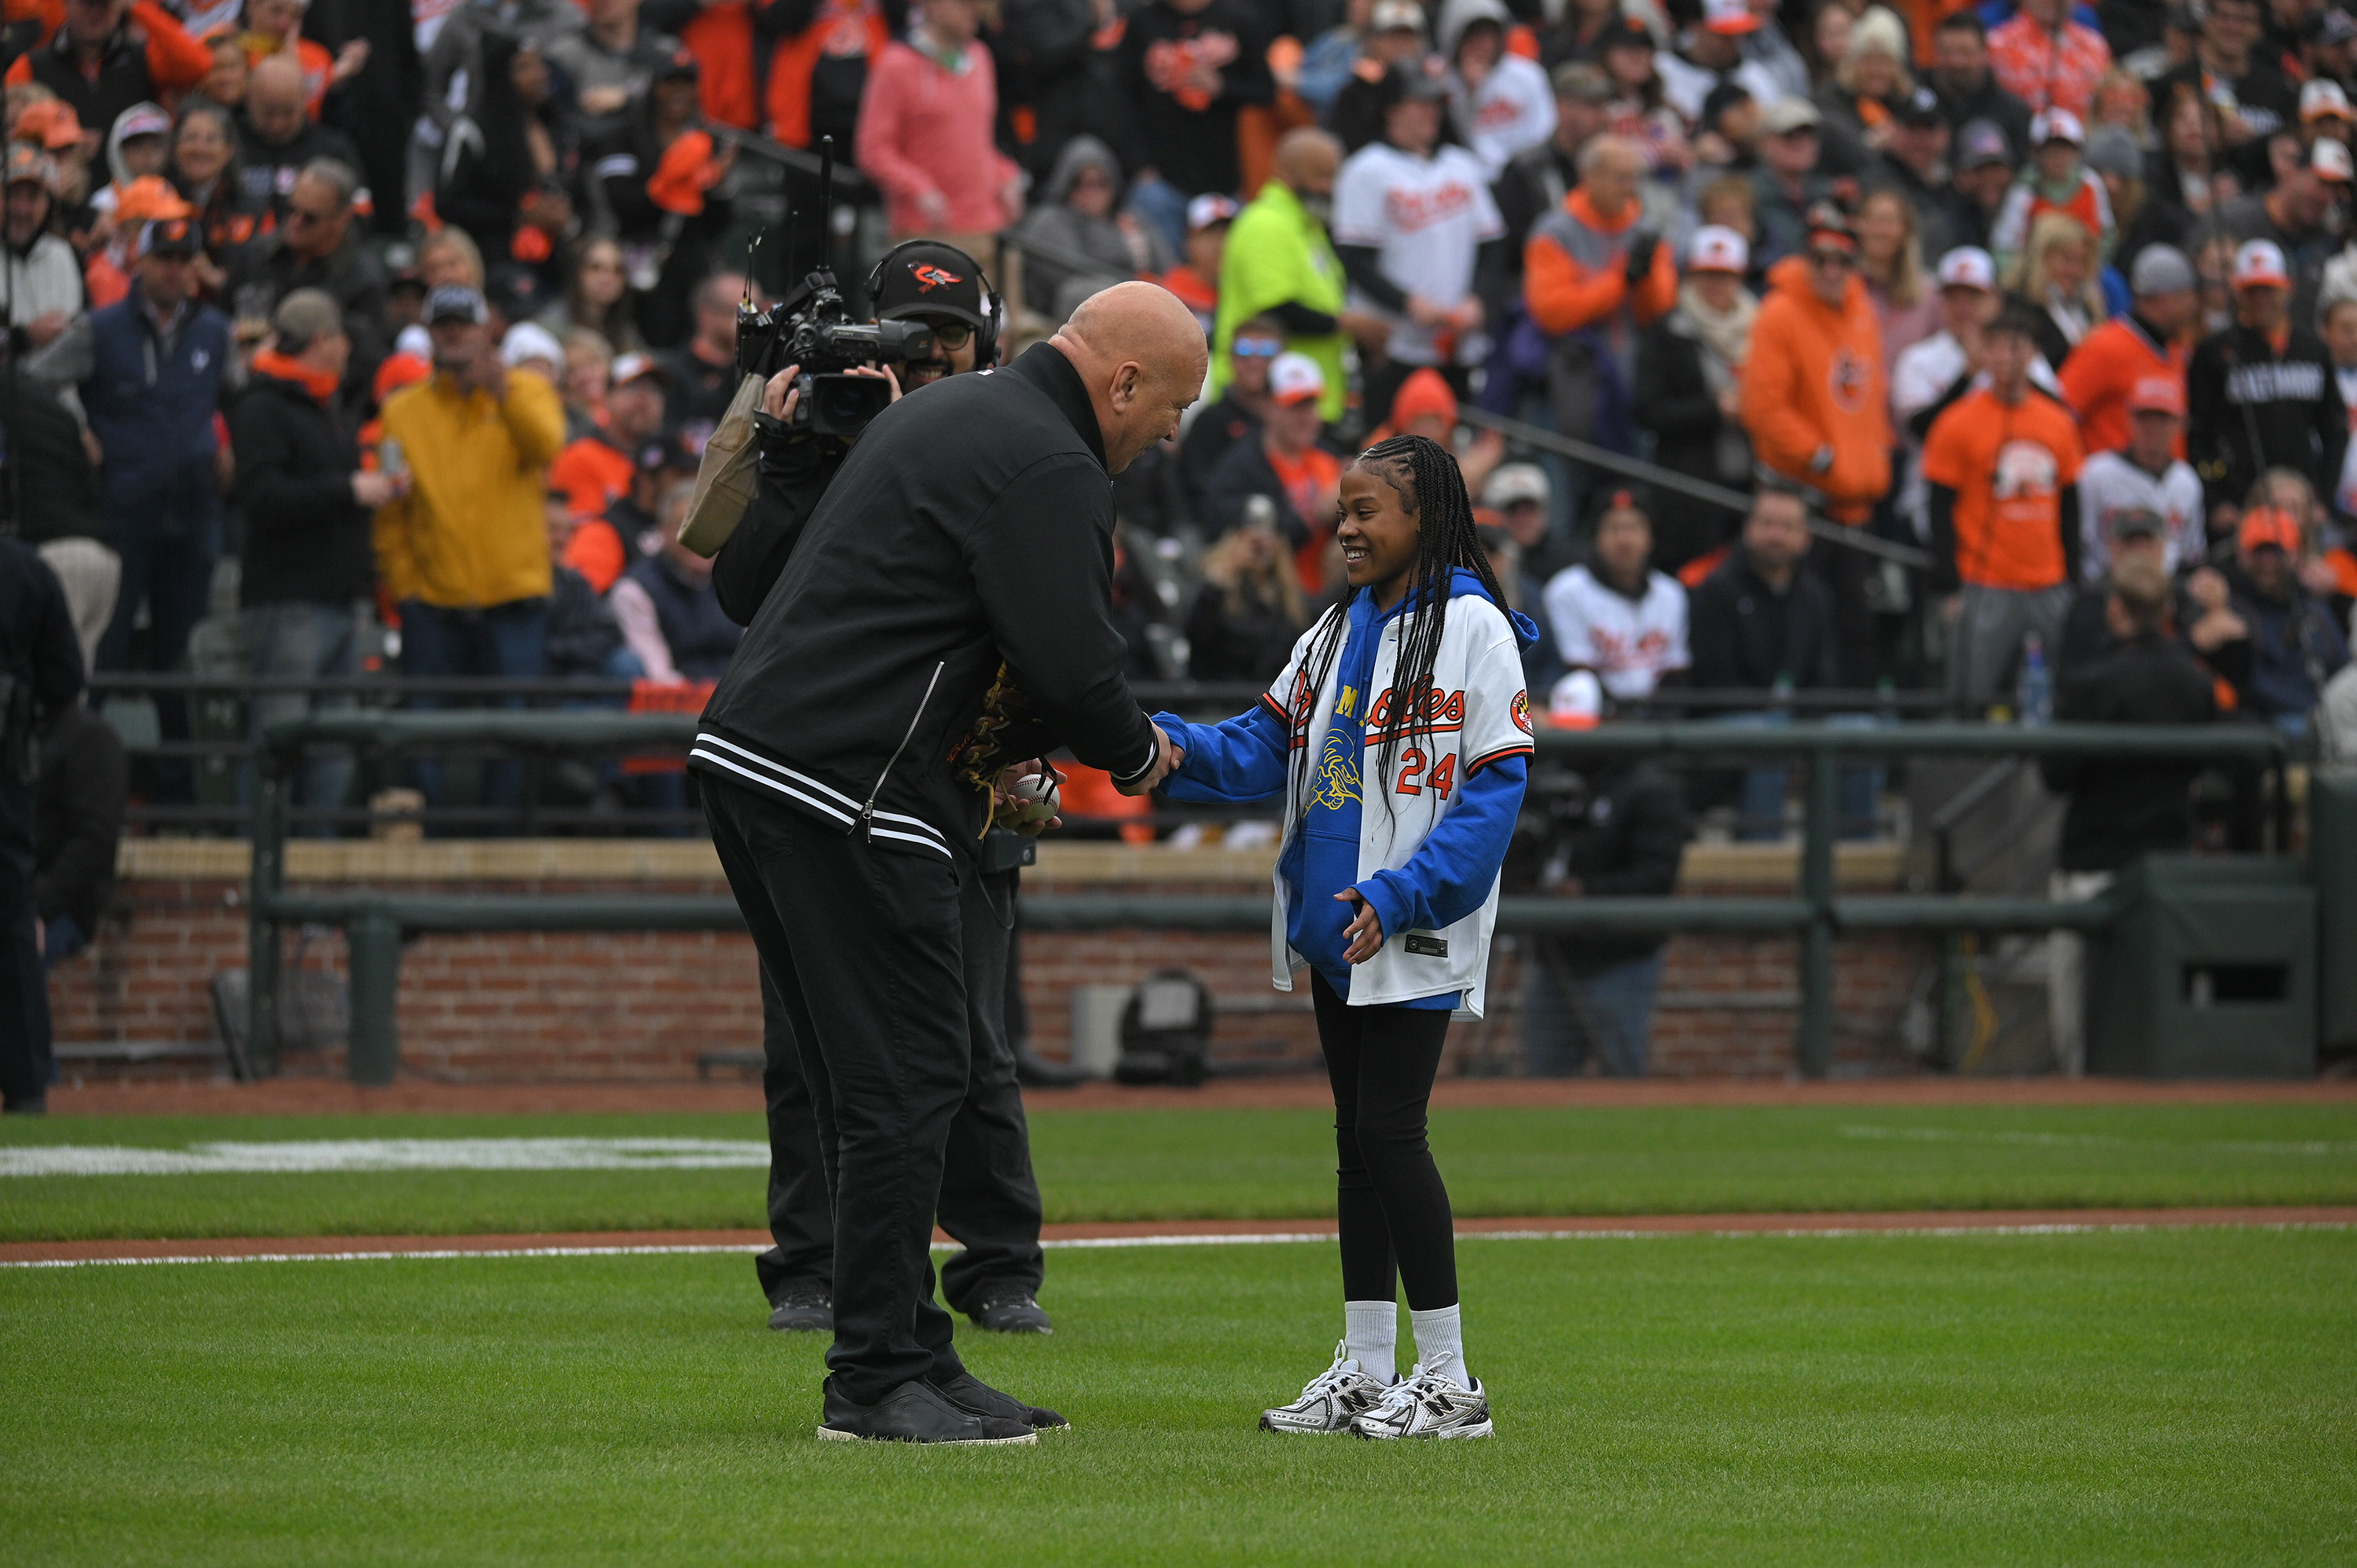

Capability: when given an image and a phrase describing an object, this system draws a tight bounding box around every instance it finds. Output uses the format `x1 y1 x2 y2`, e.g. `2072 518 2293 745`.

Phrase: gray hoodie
1013 136 1171 324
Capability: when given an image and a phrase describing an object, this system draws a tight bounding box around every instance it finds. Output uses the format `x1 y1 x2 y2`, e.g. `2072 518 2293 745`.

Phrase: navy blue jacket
80 295 229 525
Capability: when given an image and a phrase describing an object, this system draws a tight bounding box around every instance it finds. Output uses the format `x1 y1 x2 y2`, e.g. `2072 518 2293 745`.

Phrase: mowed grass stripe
7 1102 2357 1242
2 1229 2351 1565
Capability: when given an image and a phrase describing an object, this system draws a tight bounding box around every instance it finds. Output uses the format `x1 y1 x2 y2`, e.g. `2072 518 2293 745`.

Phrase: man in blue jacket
48 218 228 687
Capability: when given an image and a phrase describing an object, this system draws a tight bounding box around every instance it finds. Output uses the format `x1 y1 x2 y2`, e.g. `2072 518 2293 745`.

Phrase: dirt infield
8 1207 2352 1267
37 1074 2357 1117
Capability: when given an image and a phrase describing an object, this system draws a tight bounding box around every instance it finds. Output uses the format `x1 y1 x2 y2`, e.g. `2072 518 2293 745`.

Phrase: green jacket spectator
1212 130 1347 422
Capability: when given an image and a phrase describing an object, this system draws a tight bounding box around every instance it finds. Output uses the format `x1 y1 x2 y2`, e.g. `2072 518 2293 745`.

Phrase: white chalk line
1839 1125 2357 1156
5 1222 2351 1269
0 1139 772 1178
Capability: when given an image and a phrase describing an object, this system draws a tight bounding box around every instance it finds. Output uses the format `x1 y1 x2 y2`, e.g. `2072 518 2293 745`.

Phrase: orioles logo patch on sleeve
1512 691 1533 735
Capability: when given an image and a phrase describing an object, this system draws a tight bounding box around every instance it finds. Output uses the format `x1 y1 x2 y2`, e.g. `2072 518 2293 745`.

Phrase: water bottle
2017 633 2051 727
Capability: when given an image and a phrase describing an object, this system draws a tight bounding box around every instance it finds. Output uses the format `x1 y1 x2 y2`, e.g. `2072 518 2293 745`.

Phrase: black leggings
1310 971 1457 1310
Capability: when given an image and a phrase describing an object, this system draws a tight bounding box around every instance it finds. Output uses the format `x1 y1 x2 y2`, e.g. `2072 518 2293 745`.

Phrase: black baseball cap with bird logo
871 240 990 336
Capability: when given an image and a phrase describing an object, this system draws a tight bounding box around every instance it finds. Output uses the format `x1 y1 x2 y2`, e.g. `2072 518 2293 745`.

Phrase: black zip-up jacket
693 342 1160 862
2039 630 2218 872
2186 321 2346 516
229 371 374 607
1686 545 1843 693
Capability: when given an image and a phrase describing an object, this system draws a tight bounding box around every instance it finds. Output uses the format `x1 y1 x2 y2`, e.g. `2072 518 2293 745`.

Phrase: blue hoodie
1158 569 1540 1006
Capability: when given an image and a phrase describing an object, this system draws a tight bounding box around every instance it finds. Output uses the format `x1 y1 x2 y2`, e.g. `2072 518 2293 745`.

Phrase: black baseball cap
872 240 990 333
141 218 199 258
1895 85 1943 127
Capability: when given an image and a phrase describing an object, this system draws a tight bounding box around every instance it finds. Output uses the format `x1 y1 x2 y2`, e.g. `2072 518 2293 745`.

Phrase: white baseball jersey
1332 141 1505 366
1451 53 1556 180
2075 449 2208 580
1541 564 1692 700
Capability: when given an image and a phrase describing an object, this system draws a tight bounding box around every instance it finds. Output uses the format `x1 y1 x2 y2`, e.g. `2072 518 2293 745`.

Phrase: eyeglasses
1808 248 1856 269
922 317 973 350
1232 338 1282 357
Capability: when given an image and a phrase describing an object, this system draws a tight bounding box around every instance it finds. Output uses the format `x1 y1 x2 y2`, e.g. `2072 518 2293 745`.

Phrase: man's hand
760 361 803 420
992 759 1062 836
1406 295 1452 329
1335 888 1384 963
579 84 630 115
1338 309 1391 347
915 189 951 226
1446 296 1483 332
471 339 508 398
1115 721 1184 796
332 38 369 82
2186 565 2229 611
26 310 66 346
352 470 403 507
846 362 901 401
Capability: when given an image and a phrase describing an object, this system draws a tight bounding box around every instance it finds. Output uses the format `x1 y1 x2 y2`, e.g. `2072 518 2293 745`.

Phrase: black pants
704 777 972 1404
1310 972 1457 1310
753 866 1045 1314
0 778 46 1108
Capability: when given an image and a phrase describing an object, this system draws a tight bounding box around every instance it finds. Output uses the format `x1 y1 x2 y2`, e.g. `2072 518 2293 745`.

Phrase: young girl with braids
1154 433 1539 1441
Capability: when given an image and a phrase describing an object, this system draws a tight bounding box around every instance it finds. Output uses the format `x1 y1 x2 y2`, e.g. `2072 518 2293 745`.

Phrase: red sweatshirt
853 38 1019 237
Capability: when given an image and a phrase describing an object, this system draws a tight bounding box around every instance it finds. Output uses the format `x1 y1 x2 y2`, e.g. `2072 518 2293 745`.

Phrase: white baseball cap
1702 0 1760 35
1483 463 1550 509
2030 106 2086 146
1269 350 1326 407
1548 669 1602 729
1935 245 1997 291
2303 78 2353 121
500 321 563 370
2234 238 2291 290
2315 136 2355 183
1687 224 1750 275
1186 192 1238 232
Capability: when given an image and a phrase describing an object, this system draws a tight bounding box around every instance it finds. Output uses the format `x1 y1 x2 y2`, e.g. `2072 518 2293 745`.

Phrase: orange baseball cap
2238 506 2304 553
2126 376 2186 417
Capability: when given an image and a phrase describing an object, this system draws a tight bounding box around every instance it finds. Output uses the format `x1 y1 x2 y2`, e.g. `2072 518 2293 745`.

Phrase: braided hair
1283 433 1505 818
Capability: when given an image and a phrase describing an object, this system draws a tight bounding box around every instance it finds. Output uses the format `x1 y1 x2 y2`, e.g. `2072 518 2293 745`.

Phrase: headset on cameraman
864 240 1004 371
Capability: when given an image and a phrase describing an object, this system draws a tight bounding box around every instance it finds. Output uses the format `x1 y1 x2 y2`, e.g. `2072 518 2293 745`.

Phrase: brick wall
51 868 1933 1081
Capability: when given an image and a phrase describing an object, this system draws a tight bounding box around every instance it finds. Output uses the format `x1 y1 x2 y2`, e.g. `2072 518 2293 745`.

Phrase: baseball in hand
1003 770 1060 826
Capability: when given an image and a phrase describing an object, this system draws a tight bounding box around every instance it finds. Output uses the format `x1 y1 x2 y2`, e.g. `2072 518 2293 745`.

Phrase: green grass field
2 1101 2354 1240
7 1101 2355 1563
6 1229 2354 1564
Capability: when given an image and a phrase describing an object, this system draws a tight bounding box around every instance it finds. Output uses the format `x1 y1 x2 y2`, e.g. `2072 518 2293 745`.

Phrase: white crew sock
1343 1300 1397 1383
1409 1303 1471 1389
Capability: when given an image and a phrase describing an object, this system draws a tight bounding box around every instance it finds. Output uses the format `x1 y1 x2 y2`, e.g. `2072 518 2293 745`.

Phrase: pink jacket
855 39 1020 236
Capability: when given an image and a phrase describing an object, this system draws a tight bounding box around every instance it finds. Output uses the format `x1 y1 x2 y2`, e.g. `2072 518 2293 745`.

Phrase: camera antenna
816 135 835 278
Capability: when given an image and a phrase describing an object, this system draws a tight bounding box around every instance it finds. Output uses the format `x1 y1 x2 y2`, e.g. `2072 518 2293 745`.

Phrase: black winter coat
1630 309 1749 573
0 380 104 546
695 342 1160 863
35 703 125 933
1686 546 1843 692
229 372 374 607
1505 758 1690 964
2039 630 2218 871
713 416 847 628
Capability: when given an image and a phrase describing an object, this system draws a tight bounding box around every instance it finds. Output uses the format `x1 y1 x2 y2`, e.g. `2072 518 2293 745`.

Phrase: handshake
1120 721 1186 797
990 723 1184 837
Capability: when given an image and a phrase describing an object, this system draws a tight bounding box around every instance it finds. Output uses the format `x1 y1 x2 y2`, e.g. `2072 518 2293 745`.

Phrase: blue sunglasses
1232 338 1283 357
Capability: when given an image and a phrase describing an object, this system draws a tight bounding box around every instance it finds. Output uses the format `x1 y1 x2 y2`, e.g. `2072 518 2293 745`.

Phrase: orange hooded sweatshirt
1739 255 1892 524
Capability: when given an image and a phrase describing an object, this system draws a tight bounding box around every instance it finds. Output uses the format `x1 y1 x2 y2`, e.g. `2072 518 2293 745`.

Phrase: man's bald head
1051 280 1208 474
1274 128 1342 200
247 53 307 144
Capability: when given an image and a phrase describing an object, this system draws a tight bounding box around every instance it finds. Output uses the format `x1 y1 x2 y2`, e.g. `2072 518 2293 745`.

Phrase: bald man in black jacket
1 537 84 1113
693 284 1201 1445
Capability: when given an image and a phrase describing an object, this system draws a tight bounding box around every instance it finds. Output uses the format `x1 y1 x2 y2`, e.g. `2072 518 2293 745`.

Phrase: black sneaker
2 1094 46 1115
969 1291 1053 1335
816 1376 1037 1445
930 1369 1070 1431
767 1287 833 1333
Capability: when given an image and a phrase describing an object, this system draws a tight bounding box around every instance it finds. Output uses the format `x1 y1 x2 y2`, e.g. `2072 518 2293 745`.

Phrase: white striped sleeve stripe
687 749 855 826
866 826 955 858
694 733 859 809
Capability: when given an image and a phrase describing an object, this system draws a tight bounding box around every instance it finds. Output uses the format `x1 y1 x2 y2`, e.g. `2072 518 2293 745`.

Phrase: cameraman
708 243 1064 1345
712 243 995 621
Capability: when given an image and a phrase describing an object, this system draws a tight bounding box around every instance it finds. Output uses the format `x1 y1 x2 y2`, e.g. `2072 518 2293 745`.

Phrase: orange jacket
1522 189 1675 338
1741 255 1891 522
762 0 889 148
684 2 757 129
2057 314 2187 458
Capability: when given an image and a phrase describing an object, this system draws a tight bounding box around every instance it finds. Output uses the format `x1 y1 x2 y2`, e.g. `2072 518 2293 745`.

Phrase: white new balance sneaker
1259 1342 1392 1434
1347 1353 1493 1440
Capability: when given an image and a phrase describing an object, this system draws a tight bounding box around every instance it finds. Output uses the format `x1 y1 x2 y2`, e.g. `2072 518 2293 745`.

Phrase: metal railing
244 710 2291 1085
99 673 1958 834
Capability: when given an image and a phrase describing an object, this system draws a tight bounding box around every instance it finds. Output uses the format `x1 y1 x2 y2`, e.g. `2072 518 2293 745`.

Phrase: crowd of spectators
0 0 2355 863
